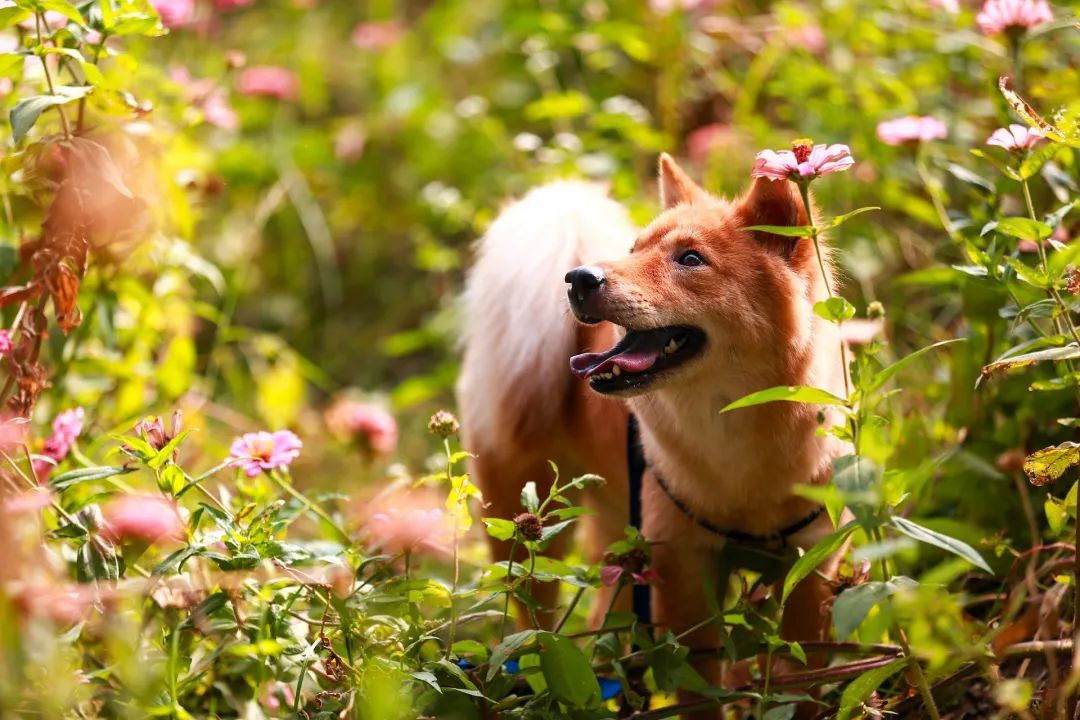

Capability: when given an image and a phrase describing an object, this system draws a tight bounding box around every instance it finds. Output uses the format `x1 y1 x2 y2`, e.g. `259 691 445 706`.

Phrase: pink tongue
610 351 660 373
569 348 661 378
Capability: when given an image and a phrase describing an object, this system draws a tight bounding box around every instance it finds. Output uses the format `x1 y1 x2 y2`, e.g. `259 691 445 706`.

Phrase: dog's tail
457 181 635 451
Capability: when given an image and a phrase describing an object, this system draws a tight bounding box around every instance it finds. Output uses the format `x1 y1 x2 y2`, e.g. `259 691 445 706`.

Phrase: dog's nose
565 265 605 297
565 265 606 322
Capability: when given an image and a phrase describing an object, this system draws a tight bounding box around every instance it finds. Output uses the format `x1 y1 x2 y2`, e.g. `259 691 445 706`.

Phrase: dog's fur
457 157 849 717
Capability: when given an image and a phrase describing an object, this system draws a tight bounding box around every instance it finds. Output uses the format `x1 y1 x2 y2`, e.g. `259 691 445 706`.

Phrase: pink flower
0 329 11 356
876 116 948 146
365 504 451 555
986 123 1045 151
788 23 826 54
600 564 656 586
324 399 397 457
228 430 302 477
260 681 296 712
103 495 185 543
649 0 719 13
333 123 366 163
840 318 885 346
928 0 960 12
236 66 299 101
975 0 1052 34
33 407 85 483
685 123 733 165
3 488 53 515
212 0 255 9
202 91 239 130
151 0 194 28
350 20 404 50
752 141 854 182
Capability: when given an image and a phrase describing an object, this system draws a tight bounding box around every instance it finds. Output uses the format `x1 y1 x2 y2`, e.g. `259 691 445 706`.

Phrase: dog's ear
736 178 814 263
658 153 708 209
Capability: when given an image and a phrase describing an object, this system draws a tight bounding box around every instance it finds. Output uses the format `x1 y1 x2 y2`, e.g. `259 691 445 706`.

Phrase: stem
1021 177 1080 346
798 182 851 397
445 438 460 659
896 627 942 720
267 470 350 545
499 538 520 641
35 13 71 139
554 585 586 634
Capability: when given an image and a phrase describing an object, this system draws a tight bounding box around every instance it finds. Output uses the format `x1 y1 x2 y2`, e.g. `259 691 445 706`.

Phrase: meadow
1 0 1080 717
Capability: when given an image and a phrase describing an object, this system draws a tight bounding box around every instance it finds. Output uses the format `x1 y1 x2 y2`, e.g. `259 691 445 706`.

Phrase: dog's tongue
569 332 664 379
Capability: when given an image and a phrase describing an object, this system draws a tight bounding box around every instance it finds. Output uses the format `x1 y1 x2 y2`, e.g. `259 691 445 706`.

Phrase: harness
626 414 826 623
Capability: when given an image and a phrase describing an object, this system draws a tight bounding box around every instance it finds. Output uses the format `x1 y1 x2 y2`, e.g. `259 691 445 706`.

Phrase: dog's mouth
569 325 706 394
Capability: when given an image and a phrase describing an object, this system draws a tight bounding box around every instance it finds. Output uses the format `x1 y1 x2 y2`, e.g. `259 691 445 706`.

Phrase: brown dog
457 156 849 716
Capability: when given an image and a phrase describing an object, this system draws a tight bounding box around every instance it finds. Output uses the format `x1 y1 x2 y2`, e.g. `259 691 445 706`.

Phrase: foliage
1 0 1080 717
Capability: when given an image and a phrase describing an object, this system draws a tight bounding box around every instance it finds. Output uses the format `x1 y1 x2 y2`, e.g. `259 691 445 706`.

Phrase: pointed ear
658 153 708 209
736 178 813 260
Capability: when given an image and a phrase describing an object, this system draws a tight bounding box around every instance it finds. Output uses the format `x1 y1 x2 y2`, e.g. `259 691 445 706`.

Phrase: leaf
945 163 994 194
35 0 85 26
891 516 992 572
1019 142 1061 180
999 76 1068 145
782 523 857 604
486 630 536 681
814 297 856 323
484 517 516 541
49 465 133 491
9 87 90 142
1003 257 1049 289
866 339 965 393
721 385 847 414
981 343 1080 380
993 217 1053 242
745 224 816 238
828 206 880 228
520 481 539 513
836 658 906 720
833 576 917 639
833 455 881 495
537 632 602 708
148 429 192 470
1023 443 1080 487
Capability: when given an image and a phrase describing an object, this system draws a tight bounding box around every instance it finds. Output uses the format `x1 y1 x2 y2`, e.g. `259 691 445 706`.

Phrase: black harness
626 414 826 623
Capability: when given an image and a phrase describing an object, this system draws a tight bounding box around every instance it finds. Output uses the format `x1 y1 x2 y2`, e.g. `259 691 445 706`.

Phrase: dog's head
568 154 827 397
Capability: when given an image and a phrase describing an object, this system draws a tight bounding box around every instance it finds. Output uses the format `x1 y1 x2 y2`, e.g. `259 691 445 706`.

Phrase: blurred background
2 0 1079 491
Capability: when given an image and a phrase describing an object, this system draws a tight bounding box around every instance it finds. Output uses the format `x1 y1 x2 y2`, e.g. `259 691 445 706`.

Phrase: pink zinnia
202 91 239 130
0 329 11 355
151 0 194 28
324 399 397 457
33 407 85 483
975 0 1052 34
986 123 1045 151
103 495 185 543
365 505 451 554
752 141 854 182
876 116 948 146
228 430 302 477
236 66 299 101
350 20 404 50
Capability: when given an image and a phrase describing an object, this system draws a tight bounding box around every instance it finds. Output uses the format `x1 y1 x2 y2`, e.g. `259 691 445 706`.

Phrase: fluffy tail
457 181 635 452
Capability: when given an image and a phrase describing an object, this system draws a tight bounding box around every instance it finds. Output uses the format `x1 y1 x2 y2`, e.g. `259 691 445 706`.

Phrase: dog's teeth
611 366 621 377
665 339 678 354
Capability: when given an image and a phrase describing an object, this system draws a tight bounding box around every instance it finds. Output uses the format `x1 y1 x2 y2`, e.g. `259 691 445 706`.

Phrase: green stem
499 538 520 641
268 470 350 545
445 438 460 659
35 13 71 139
798 181 851 398
897 627 942 720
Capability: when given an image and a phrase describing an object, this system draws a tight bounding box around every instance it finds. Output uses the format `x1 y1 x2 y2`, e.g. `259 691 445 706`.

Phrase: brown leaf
1023 442 1080 486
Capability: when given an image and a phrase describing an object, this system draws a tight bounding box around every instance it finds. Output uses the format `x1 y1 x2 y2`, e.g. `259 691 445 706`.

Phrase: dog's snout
565 265 606 323
565 265 605 295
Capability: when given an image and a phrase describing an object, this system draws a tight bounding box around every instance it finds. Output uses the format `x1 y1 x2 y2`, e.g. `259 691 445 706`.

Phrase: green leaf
9 87 90 142
890 516 992 572
483 517 516 541
867 339 964 393
745 224 816 238
836 658 906 720
833 576 917 639
1018 142 1060 180
1023 443 1080 487
971 148 1022 181
537 632 602 708
486 630 536 681
520 481 539 513
49 465 133 491
148 429 192 470
993 217 1053 242
1004 257 1049 289
158 464 186 495
782 523 857 604
828 206 880 228
981 343 1080 381
813 297 856 323
34 0 85 27
721 385 847 414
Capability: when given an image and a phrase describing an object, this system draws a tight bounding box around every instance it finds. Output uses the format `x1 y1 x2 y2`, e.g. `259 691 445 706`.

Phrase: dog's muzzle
565 265 606 323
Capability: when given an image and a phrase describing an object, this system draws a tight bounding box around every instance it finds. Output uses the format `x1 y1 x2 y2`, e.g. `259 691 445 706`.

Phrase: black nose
565 265 606 322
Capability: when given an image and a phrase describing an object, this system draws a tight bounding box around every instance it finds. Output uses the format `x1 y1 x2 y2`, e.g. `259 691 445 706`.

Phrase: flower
752 141 854 182
788 23 826 54
33 407 85 483
0 329 11 356
975 0 1052 34
986 123 1045 151
364 501 451 555
427 410 460 439
236 66 299 101
260 682 296 713
212 0 255 10
151 0 195 28
134 411 183 452
103 495 185 543
228 430 302 477
685 123 734 165
876 116 947 145
600 548 656 586
350 20 404 50
514 512 543 541
324 398 397 456
201 91 240 130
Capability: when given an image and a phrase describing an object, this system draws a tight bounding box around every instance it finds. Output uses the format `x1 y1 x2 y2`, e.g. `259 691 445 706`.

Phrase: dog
457 155 849 717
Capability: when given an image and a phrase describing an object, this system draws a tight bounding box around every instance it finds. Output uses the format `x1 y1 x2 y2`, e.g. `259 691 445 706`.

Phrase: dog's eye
677 250 705 267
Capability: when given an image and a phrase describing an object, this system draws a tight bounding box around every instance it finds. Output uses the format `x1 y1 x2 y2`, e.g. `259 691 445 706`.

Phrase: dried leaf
1024 443 1080 487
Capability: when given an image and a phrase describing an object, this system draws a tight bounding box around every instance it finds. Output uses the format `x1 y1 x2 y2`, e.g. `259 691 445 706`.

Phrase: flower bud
427 410 460 439
513 512 543 542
